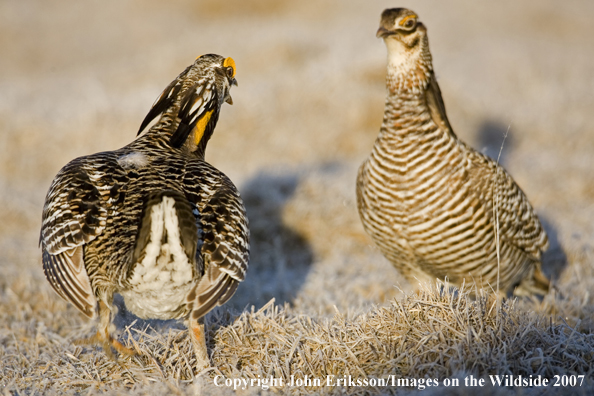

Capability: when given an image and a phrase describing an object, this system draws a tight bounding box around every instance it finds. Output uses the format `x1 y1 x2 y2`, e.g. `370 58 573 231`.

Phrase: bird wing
185 176 249 320
467 149 549 260
490 161 549 259
40 155 126 318
425 71 455 137
425 73 548 259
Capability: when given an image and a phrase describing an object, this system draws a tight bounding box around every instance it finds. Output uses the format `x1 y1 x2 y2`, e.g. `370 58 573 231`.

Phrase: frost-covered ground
1 1 593 394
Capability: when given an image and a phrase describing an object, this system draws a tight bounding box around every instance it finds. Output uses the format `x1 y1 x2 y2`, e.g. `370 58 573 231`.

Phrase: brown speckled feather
357 9 548 295
41 54 248 336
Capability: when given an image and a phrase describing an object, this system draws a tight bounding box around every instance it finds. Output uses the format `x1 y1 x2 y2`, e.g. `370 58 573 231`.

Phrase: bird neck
378 43 435 142
385 42 432 95
138 109 217 159
379 87 432 141
186 124 215 159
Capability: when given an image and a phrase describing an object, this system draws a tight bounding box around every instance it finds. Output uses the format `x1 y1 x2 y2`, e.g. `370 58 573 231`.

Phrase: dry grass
3 281 594 395
2 0 594 395
214 285 594 391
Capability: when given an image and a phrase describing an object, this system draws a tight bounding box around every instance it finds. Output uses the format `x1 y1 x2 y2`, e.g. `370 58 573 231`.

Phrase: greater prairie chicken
40 54 249 368
356 9 549 295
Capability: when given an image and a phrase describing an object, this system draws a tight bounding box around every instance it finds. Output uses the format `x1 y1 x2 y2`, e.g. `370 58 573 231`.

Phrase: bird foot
189 318 211 371
74 331 137 359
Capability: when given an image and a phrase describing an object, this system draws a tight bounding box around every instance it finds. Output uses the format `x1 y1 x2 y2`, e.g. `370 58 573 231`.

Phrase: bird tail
131 190 199 267
514 265 550 297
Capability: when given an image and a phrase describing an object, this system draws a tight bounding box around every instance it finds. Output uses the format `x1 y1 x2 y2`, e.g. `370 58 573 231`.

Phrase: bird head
376 8 432 91
137 54 238 156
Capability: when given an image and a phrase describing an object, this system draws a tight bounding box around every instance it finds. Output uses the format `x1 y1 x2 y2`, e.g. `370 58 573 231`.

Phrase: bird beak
225 78 237 105
376 26 392 38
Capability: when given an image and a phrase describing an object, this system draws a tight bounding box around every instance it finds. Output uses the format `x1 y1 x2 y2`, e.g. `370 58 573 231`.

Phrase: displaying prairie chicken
40 54 249 368
356 8 549 295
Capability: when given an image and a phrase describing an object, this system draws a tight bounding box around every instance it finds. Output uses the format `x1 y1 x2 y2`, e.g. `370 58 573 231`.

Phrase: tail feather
514 265 549 296
131 190 199 269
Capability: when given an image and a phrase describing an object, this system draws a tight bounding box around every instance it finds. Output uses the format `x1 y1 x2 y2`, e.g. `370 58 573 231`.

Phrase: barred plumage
40 54 249 367
357 9 549 295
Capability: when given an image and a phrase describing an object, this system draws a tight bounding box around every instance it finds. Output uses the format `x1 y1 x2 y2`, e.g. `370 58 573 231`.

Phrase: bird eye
223 57 236 78
399 15 417 30
226 67 234 78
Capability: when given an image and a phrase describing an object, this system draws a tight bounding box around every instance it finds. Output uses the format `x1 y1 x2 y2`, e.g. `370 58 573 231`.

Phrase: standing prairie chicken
40 54 249 368
356 8 549 295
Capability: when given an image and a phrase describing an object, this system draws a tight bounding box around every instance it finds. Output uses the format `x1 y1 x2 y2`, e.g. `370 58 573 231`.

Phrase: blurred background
1 0 593 321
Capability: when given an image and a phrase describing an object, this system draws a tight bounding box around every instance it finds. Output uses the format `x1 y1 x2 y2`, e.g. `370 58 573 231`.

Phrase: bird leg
188 316 210 370
75 300 136 358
